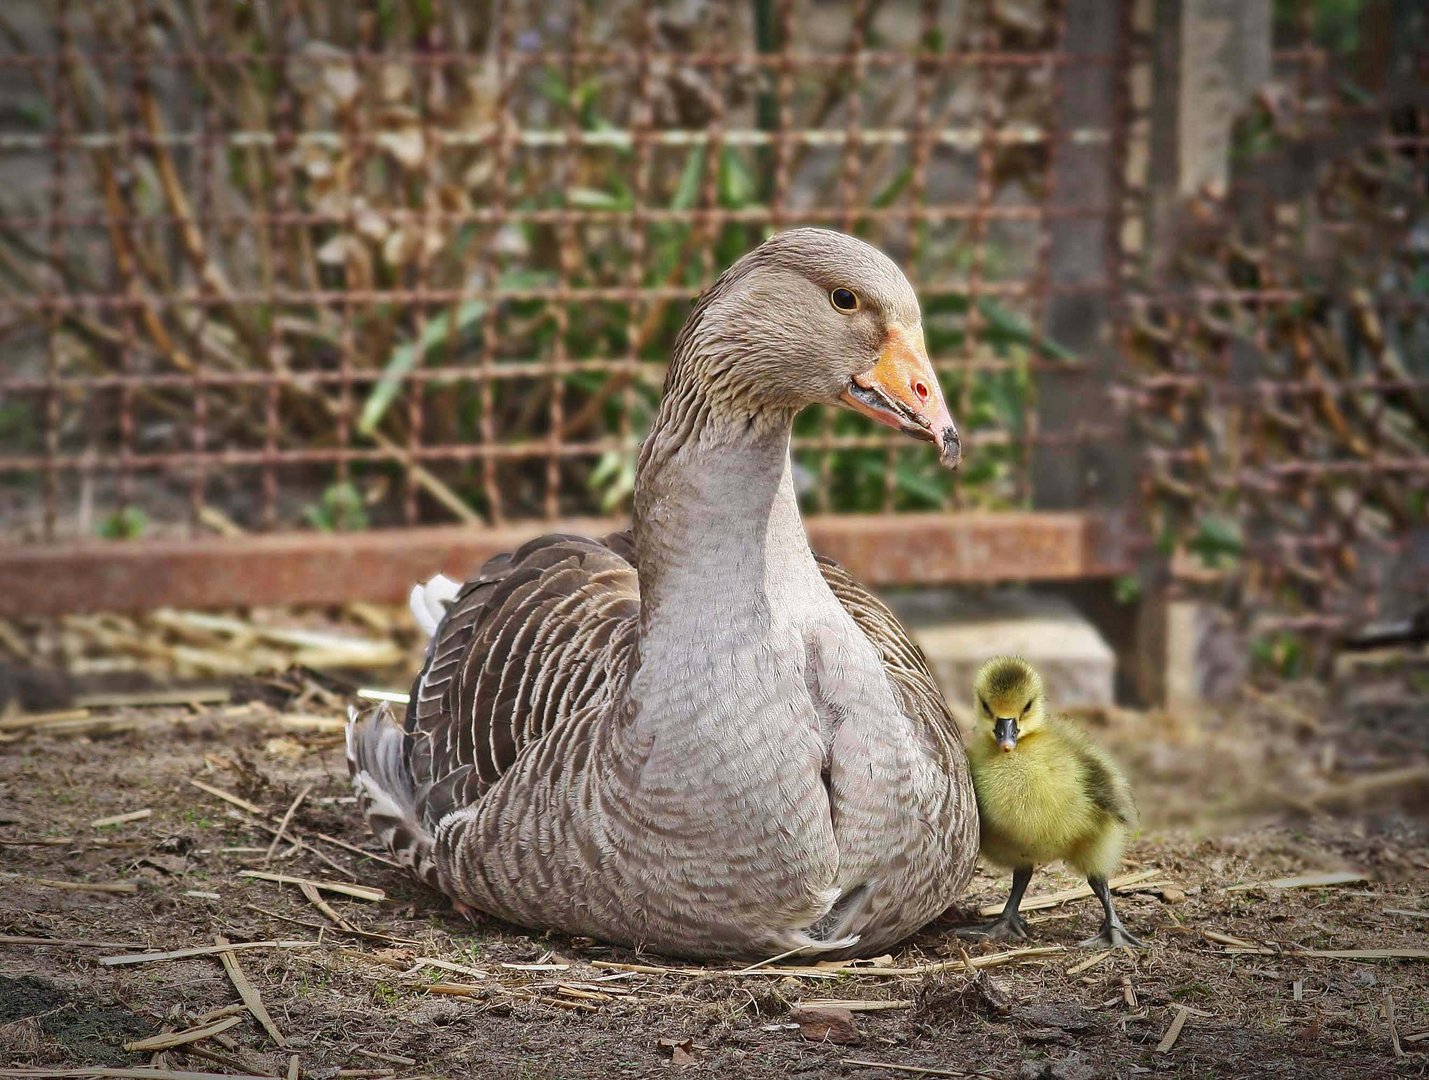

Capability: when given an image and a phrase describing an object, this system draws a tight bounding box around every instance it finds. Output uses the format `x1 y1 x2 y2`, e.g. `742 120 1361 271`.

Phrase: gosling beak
839 325 961 469
993 718 1019 752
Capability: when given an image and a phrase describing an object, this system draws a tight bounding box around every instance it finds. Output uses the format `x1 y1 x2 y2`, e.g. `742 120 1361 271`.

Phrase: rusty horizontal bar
0 513 1130 617
0 124 1112 154
0 353 1084 394
0 427 1118 475
0 49 1122 72
0 279 1113 314
0 202 1113 232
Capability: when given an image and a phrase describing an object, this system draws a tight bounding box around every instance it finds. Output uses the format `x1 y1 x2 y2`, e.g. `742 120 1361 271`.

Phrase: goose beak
839 325 961 469
993 718 1019 752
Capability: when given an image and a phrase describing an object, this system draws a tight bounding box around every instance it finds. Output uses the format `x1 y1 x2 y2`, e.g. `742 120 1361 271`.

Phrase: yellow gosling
959 656 1145 949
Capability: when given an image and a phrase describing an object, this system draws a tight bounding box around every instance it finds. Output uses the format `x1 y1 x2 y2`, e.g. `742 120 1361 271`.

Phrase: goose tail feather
345 704 440 889
408 573 460 640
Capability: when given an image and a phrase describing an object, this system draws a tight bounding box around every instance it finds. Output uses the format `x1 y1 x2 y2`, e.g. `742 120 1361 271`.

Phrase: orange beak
838 325 961 469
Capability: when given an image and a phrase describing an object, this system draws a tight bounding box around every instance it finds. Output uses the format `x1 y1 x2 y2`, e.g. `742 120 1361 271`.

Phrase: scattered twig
1065 951 1113 977
425 982 599 1012
188 779 265 816
841 1060 996 1079
31 877 137 895
1386 992 1406 1058
352 1050 416 1068
310 831 401 870
0 709 91 731
75 688 232 709
1218 947 1429 961
91 809 153 829
0 934 146 949
215 934 287 1048
0 1070 277 1080
591 947 1063 981
978 869 1161 916
1156 1005 1191 1053
123 1016 242 1053
298 880 356 932
413 957 489 981
1201 929 1259 949
100 940 319 967
263 784 314 864
237 871 384 901
1225 871 1366 892
224 811 354 879
735 943 810 974
1385 909 1429 921
804 999 913 1012
243 905 417 945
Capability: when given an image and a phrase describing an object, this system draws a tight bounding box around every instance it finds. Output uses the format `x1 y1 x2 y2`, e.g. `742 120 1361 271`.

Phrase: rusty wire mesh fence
0 0 1120 548
1121 1 1429 666
0 0 1423 671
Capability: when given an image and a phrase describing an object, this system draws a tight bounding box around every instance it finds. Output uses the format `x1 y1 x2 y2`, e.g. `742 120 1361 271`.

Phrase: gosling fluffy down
960 656 1144 948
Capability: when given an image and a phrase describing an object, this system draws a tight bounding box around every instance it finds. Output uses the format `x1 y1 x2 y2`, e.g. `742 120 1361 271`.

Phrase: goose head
672 228 961 468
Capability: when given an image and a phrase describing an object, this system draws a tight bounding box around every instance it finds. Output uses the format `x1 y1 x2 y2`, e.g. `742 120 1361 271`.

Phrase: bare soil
1 661 1426 1080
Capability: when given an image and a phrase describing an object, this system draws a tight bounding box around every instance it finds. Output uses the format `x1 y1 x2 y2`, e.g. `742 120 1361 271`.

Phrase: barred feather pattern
348 523 977 958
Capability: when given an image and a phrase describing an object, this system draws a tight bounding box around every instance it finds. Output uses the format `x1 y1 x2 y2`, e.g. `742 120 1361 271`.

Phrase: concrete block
884 589 1116 712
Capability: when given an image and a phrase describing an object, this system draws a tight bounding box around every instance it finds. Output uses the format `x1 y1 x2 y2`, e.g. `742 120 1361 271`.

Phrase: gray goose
348 228 979 959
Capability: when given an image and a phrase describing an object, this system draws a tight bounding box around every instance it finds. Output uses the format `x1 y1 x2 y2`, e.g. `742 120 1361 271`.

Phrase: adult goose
348 228 979 959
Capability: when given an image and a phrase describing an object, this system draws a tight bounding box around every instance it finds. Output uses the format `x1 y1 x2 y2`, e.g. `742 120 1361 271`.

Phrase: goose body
348 229 979 959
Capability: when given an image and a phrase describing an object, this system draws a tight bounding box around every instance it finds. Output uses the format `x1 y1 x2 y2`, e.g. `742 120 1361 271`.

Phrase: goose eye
1021 700 1033 715
830 288 860 313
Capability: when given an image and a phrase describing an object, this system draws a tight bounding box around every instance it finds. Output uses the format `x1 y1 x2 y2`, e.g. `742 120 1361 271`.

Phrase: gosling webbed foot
1078 919 1144 949
957 910 1032 942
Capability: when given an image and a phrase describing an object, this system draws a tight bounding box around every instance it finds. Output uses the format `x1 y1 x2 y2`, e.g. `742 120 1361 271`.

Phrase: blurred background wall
0 0 1423 707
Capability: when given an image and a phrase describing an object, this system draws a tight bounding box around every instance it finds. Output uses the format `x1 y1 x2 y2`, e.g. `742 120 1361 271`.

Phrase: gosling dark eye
1021 700 1033 715
830 288 859 313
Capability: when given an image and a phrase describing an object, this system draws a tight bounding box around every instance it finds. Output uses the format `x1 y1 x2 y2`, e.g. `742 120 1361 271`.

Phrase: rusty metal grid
1121 1 1429 655
0 0 1126 577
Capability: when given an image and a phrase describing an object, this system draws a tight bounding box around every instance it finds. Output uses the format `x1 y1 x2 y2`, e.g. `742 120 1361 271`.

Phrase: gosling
959 656 1144 948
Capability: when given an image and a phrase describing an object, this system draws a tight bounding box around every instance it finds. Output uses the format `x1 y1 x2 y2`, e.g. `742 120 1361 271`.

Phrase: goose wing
404 531 640 833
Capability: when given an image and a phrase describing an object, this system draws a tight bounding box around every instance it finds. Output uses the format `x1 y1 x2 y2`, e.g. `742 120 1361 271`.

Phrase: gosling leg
1079 875 1144 948
958 865 1034 941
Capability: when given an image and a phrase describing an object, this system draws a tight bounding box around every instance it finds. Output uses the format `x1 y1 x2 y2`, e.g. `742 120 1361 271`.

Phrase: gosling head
670 228 961 468
973 656 1047 752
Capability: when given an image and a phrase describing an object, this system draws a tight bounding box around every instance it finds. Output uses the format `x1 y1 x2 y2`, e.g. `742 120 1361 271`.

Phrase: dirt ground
1 658 1426 1080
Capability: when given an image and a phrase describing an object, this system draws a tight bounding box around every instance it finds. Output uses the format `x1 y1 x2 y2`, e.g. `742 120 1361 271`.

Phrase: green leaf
718 148 759 209
871 165 913 209
97 507 147 541
976 298 1077 362
1113 574 1142 604
304 482 369 533
359 299 487 435
671 145 707 211
1188 515 1244 568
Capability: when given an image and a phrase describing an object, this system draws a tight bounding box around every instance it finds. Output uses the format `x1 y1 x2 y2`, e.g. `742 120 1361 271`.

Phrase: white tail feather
408 573 460 639
345 704 438 888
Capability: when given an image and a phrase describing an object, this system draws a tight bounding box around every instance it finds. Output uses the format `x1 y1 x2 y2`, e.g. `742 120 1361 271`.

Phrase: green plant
304 483 370 532
97 508 148 541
